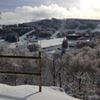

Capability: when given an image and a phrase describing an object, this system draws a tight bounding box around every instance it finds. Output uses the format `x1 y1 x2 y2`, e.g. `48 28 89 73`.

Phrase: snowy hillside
0 84 80 100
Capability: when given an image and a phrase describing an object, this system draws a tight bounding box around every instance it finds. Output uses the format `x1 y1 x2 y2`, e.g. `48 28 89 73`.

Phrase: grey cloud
0 4 68 24
0 0 100 25
0 0 79 11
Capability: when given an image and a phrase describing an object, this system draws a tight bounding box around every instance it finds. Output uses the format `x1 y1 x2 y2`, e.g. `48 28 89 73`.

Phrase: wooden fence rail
0 52 42 92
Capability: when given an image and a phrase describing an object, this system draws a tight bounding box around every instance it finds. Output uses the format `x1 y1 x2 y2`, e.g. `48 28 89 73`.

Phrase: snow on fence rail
0 52 42 92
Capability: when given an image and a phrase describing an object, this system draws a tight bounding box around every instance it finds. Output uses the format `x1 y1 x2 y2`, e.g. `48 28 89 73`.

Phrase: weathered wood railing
0 52 42 92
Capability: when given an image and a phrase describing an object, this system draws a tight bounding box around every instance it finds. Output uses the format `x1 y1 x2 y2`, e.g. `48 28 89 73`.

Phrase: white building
38 38 63 52
38 38 77 52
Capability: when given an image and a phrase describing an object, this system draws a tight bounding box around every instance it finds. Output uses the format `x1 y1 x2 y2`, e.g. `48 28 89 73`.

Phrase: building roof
38 38 64 48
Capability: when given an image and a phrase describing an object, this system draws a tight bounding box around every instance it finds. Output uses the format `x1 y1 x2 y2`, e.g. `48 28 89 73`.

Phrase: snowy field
0 84 80 100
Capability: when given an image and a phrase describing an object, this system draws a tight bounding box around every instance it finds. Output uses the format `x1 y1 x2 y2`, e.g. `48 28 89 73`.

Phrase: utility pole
0 12 1 19
88 29 92 41
0 12 2 29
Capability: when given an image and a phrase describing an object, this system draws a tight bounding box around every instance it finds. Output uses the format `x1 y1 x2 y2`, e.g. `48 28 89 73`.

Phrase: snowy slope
0 84 80 100
19 30 35 42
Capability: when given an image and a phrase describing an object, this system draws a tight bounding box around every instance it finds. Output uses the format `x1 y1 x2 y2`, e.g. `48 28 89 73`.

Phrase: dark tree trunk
79 78 81 91
95 75 100 100
59 73 62 88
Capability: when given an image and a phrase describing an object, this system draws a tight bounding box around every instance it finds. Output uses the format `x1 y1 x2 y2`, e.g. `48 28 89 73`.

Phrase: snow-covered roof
38 38 64 48
0 84 80 100
38 38 78 49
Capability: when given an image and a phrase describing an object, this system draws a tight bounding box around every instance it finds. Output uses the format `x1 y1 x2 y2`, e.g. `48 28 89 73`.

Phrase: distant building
38 38 64 52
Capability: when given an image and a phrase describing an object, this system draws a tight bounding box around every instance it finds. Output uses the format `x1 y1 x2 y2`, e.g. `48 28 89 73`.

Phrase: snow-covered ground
0 84 80 100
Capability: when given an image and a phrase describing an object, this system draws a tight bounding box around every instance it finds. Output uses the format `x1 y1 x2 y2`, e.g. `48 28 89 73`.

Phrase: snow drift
0 84 80 100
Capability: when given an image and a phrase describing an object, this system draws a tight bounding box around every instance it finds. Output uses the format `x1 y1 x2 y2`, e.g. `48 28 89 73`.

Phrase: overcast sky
0 0 100 25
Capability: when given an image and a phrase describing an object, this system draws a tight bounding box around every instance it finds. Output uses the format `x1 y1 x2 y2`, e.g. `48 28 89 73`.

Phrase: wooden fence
0 52 42 92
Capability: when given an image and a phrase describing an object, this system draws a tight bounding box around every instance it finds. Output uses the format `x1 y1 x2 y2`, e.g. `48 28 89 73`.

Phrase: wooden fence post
39 51 42 92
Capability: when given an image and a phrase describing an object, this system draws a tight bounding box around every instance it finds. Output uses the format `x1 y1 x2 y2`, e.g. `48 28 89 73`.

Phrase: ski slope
0 84 80 100
19 30 35 42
